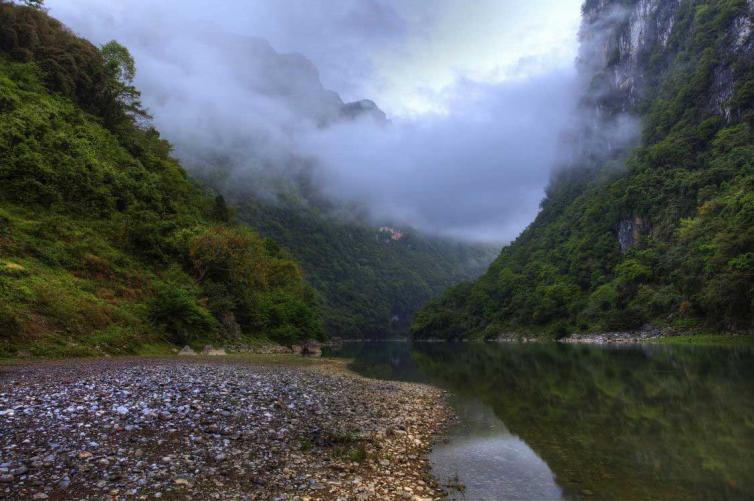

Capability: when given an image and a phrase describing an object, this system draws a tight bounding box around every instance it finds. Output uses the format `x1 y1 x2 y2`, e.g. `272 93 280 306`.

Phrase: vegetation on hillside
413 0 754 339
237 197 495 338
0 2 321 357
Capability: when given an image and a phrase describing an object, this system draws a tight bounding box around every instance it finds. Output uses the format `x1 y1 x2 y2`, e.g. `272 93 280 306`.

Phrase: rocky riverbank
492 325 671 344
0 357 450 500
558 327 666 344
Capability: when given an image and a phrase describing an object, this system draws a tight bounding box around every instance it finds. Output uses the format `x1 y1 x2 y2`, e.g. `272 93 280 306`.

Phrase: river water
323 341 754 500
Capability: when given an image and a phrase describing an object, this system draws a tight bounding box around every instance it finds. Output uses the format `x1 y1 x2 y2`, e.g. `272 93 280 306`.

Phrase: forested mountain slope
413 0 754 339
161 31 496 340
237 197 494 338
0 2 322 357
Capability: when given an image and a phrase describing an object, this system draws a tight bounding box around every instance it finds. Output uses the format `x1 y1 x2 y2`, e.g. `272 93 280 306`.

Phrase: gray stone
202 345 227 356
178 346 197 356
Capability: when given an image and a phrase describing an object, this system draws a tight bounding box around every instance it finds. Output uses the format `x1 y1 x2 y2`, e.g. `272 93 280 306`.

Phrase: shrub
148 284 217 345
0 306 21 338
186 225 322 342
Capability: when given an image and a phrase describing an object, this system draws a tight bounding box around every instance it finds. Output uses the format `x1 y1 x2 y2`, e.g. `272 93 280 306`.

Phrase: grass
0 204 158 359
136 342 178 356
347 443 368 463
299 438 314 453
325 429 369 463
655 334 754 347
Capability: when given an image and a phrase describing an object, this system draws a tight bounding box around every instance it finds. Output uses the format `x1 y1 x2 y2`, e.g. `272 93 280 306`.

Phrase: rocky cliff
582 0 753 117
413 0 754 339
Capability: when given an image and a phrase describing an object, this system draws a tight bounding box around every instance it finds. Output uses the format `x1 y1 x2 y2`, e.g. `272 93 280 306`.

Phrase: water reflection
431 398 561 500
325 341 754 500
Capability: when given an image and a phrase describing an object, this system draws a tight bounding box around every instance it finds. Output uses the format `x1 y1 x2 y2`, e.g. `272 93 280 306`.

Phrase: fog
46 0 591 243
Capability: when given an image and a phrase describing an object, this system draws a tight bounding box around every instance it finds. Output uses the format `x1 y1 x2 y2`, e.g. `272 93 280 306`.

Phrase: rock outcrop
582 0 754 119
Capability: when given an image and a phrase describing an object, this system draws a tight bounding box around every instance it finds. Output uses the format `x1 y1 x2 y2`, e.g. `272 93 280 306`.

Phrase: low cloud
47 0 587 243
301 72 579 241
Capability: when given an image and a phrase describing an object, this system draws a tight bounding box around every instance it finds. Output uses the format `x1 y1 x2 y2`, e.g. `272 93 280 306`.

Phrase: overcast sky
46 0 584 243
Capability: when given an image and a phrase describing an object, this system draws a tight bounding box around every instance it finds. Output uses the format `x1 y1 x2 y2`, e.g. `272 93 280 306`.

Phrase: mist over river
325 341 754 500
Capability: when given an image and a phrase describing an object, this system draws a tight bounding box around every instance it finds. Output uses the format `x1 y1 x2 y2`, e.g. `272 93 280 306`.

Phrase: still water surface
324 341 754 500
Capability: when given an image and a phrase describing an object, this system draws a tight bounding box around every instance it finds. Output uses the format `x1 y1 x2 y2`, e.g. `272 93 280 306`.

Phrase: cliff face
582 0 682 109
586 0 753 116
413 0 754 339
576 0 754 135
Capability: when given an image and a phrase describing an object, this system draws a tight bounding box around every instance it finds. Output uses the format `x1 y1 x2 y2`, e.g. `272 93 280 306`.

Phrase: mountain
413 0 754 340
0 2 492 358
191 145 494 339
0 2 322 357
236 196 494 338
135 28 392 196
152 30 495 339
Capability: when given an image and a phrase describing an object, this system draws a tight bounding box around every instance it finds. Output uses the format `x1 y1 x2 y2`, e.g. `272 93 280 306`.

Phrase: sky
46 0 585 243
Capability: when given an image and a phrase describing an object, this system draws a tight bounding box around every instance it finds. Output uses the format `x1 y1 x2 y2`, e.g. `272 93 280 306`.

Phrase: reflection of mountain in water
412 343 754 500
431 397 562 501
323 342 427 382
447 398 509 437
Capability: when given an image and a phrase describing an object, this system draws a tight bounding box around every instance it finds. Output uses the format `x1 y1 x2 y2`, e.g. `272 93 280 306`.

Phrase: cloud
45 0 585 243
301 72 579 242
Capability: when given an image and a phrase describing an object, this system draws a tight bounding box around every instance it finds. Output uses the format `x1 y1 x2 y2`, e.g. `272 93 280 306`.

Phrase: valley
1 0 753 499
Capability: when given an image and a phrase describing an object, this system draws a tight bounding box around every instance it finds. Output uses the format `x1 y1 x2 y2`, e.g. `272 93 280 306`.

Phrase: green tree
100 40 150 126
148 284 218 345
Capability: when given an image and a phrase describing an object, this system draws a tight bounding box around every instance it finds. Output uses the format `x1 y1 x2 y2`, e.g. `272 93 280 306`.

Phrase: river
324 341 754 500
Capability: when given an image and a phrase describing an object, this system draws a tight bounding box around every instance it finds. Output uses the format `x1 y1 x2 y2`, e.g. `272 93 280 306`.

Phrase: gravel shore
558 327 665 344
0 357 450 500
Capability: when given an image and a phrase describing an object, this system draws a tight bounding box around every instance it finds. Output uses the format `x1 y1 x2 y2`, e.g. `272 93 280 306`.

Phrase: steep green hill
0 2 321 357
237 197 494 338
413 0 754 339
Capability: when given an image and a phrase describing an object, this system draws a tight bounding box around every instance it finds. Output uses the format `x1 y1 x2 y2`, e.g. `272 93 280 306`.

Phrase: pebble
0 358 450 499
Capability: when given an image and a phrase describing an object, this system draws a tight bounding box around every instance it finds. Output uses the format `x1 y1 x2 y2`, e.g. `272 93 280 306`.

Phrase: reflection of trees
412 343 754 500
327 342 427 382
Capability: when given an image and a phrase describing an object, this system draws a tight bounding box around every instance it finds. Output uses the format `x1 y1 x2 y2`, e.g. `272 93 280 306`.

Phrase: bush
148 284 217 345
186 225 322 342
0 307 21 338
257 290 323 344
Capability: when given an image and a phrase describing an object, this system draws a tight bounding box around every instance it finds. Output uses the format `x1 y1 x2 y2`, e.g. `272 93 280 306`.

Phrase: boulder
202 345 226 356
301 341 322 358
178 346 197 356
